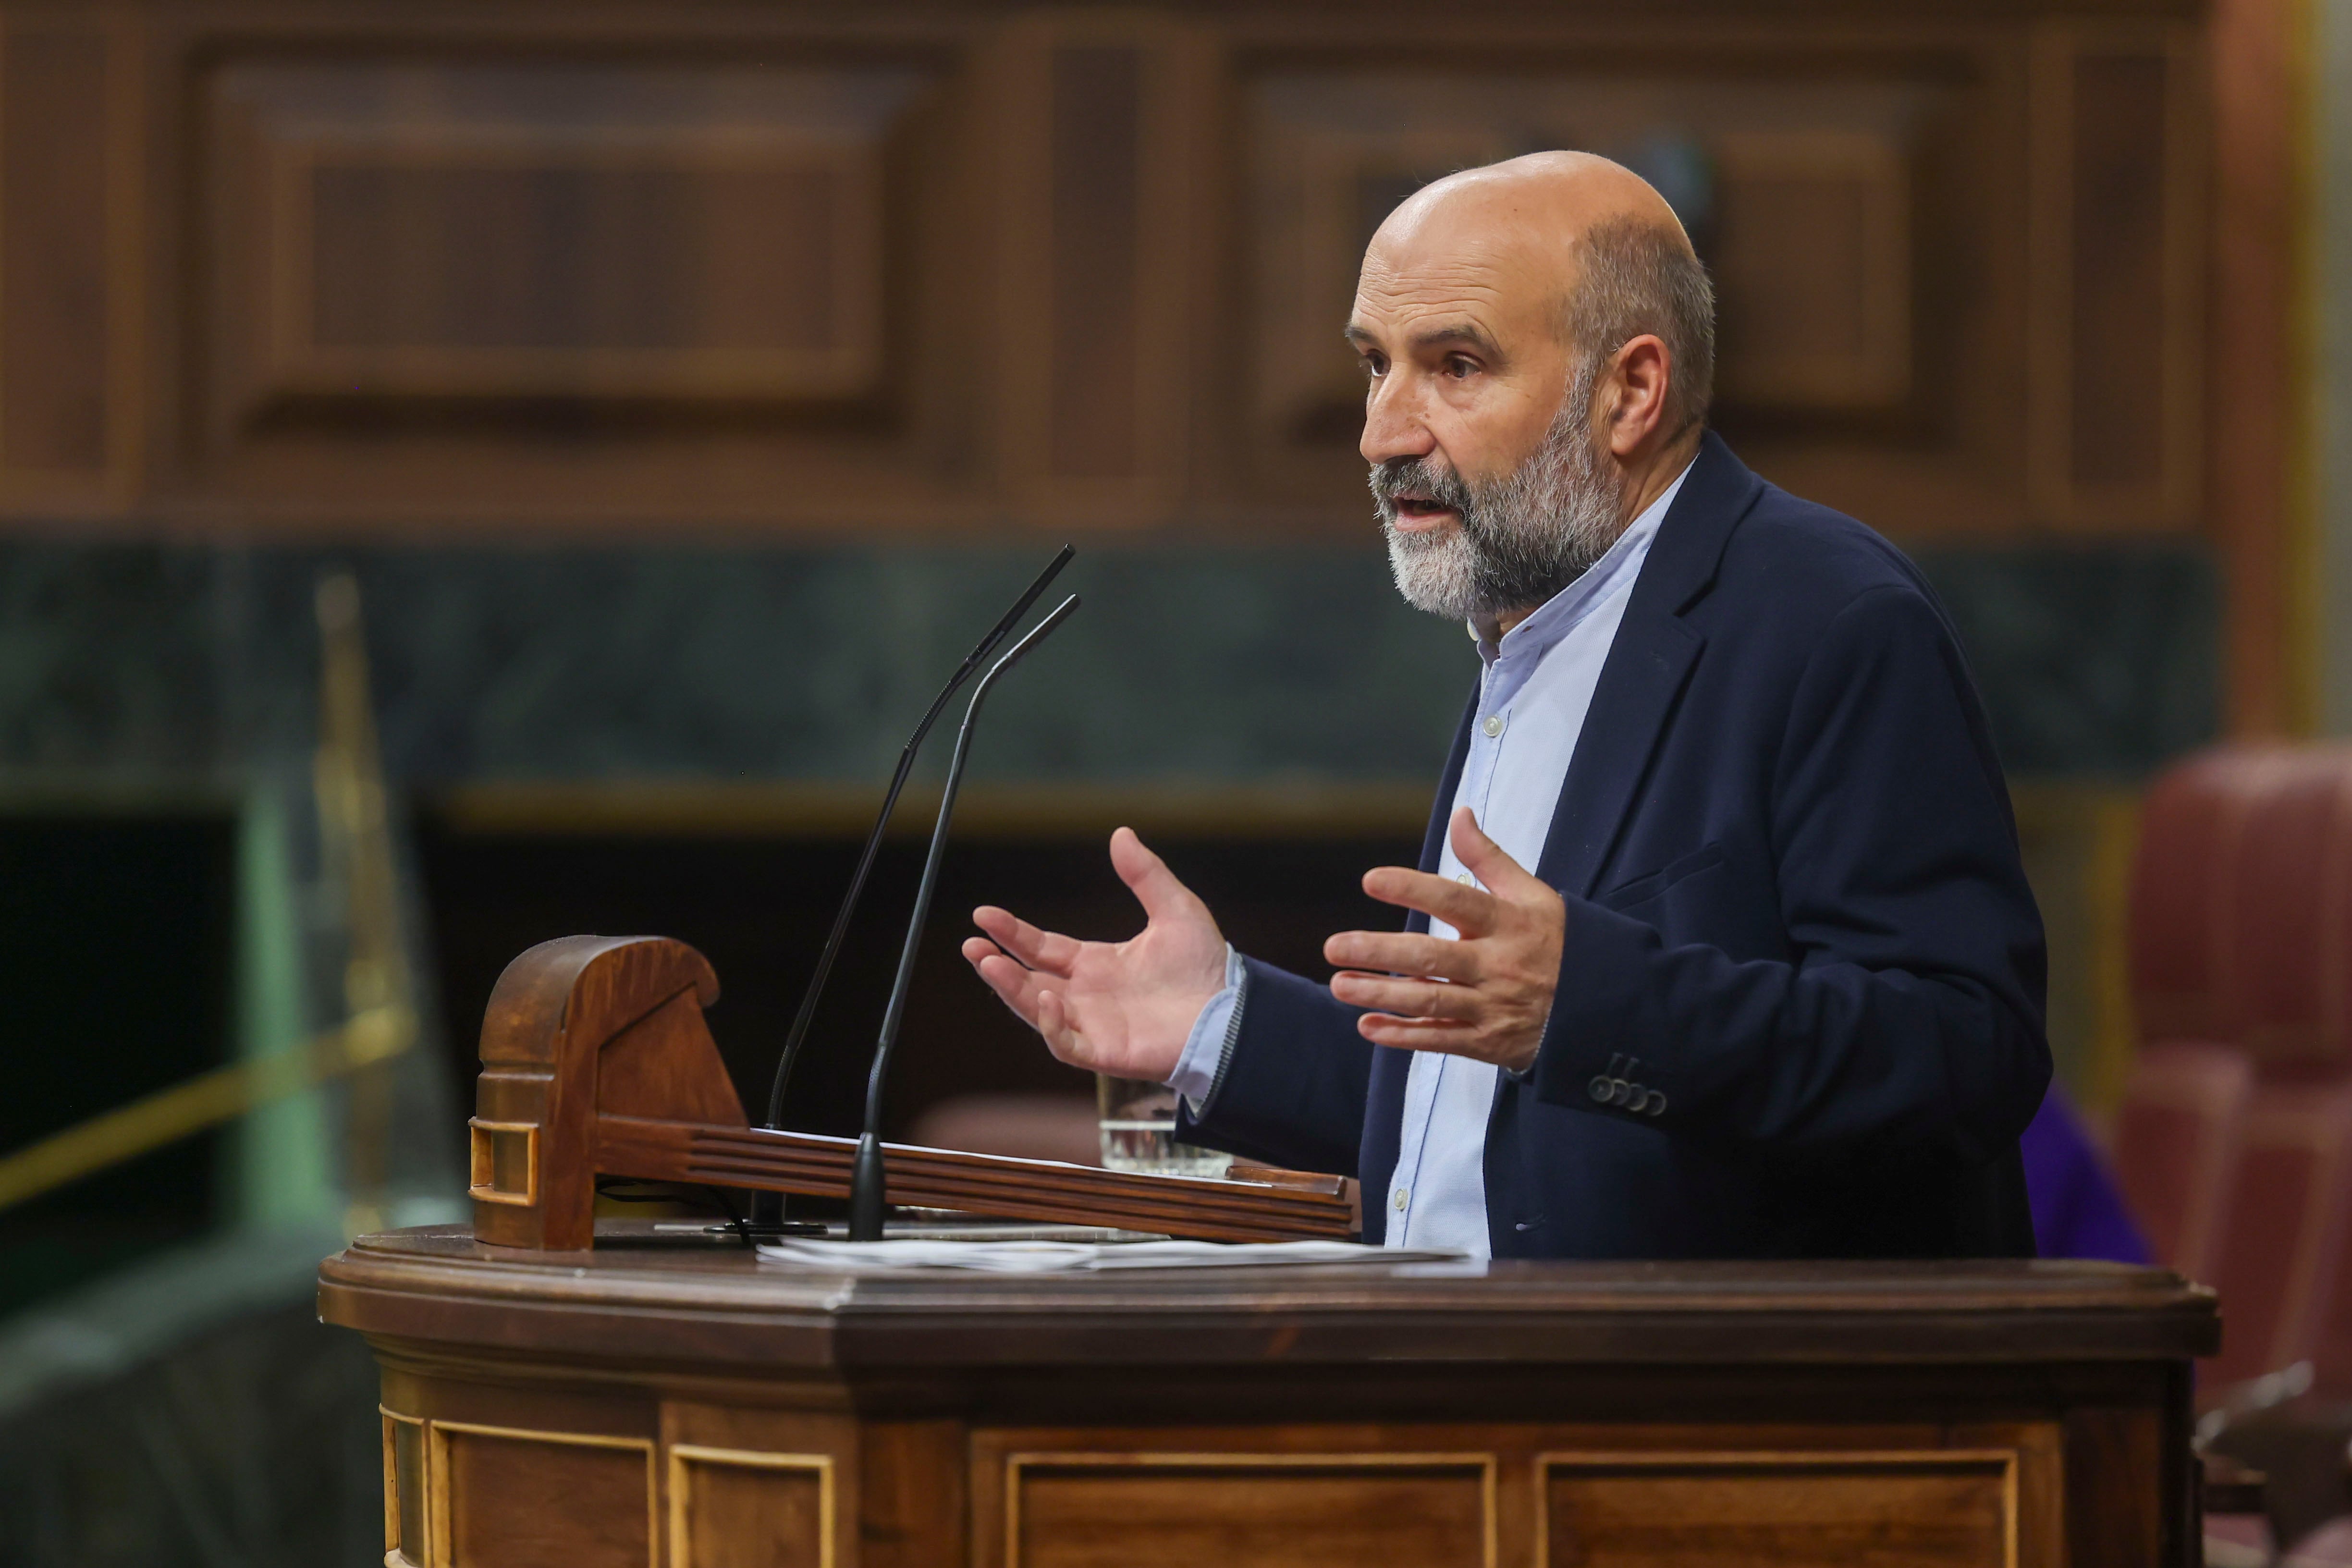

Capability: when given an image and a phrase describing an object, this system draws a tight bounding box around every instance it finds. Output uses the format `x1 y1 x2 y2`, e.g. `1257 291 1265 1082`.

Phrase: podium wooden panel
319 1227 2217 1568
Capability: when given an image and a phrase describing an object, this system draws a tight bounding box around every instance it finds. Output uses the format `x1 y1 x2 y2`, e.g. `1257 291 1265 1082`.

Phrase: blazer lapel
1535 432 1764 898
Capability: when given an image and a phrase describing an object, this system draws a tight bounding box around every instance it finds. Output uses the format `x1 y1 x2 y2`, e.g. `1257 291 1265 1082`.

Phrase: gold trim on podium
378 1407 425 1567
1001 1450 1498 1568
424 1419 656 1568
466 1119 539 1207
1531 1446 2025 1568
667 1445 838 1568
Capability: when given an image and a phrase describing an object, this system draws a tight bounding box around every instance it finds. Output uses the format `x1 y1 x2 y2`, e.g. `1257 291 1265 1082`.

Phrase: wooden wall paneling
190 32 982 530
0 15 136 511
1234 36 2023 537
1240 67 1505 486
993 13 1194 526
2207 0 2315 735
204 60 913 420
0 3 2218 541
2026 21 2205 532
1710 129 1911 410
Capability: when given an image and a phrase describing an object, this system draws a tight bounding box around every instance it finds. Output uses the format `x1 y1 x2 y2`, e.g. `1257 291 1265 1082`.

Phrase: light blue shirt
1168 461 1691 1256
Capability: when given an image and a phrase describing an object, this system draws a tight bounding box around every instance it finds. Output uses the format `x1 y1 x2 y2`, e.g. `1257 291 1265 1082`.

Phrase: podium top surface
318 1223 2219 1372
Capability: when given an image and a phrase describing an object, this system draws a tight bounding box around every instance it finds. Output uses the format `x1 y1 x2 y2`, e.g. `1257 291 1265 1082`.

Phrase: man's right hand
961 827 1227 1084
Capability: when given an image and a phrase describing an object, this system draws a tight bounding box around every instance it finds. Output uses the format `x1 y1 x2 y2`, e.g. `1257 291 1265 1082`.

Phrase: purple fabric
2020 1088 2152 1264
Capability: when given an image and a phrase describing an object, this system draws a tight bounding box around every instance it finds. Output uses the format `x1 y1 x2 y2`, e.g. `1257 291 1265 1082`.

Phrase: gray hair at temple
1562 215 1716 437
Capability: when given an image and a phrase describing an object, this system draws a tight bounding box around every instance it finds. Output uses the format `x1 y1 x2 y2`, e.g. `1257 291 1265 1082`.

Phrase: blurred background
0 0 2335 1561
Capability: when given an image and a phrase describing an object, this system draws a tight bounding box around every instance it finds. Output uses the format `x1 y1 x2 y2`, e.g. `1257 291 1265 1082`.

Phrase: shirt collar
1472 457 1695 666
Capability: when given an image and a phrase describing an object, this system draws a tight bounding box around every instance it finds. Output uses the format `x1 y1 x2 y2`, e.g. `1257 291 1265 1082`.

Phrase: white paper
756 1238 1460 1274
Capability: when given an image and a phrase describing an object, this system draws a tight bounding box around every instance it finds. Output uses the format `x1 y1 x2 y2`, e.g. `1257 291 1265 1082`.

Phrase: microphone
758 545 1075 1137
848 593 1081 1240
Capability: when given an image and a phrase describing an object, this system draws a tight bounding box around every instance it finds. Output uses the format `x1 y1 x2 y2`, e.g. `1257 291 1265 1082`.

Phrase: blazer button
1589 1075 1613 1102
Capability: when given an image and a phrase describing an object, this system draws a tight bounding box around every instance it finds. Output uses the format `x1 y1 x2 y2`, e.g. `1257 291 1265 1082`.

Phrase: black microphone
758 546 1075 1137
848 593 1081 1240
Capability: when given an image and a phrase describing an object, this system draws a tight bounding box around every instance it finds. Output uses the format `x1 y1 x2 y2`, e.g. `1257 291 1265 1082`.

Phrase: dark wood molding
321 1226 2215 1565
2208 0 2314 737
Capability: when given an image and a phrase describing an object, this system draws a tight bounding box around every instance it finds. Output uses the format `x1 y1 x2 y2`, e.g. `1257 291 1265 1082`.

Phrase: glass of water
1096 1074 1233 1178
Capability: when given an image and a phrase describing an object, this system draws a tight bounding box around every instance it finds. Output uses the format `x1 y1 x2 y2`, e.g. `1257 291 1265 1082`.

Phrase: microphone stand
747 546 1073 1235
849 594 1080 1240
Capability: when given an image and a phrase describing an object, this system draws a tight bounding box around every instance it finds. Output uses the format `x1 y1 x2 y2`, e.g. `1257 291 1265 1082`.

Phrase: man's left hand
1324 807 1566 1075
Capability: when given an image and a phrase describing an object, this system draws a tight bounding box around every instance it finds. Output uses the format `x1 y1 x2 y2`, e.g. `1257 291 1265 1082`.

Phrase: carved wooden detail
1537 1448 2041 1567
429 1421 657 1568
0 2 2213 539
2028 23 2204 531
1245 71 1933 447
380 1408 426 1568
1712 130 1912 411
1000 1452 1498 1568
333 1237 2217 1566
668 1446 834 1568
0 16 130 510
205 61 916 429
469 934 1356 1249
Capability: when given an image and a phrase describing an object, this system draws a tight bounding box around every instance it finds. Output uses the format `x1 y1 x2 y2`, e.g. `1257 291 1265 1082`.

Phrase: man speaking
962 151 2050 1261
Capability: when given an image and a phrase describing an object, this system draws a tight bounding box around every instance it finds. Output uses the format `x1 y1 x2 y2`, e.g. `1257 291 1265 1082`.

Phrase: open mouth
1388 493 1458 531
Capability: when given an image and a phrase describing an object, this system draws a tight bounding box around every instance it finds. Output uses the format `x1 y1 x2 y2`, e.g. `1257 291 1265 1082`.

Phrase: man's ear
1602 334 1673 458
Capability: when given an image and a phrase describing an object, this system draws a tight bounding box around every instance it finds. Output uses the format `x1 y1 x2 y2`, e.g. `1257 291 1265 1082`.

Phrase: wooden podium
321 1229 2216 1567
318 932 2219 1564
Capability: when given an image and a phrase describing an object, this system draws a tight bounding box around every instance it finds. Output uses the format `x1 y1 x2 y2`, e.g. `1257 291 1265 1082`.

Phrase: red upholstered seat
2122 747 2352 1395
2214 749 2352 1071
2132 749 2272 1045
2112 1041 2253 1278
2202 1082 2352 1390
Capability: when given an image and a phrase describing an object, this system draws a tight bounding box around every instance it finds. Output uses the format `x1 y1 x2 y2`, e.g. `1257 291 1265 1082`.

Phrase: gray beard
1371 365 1625 624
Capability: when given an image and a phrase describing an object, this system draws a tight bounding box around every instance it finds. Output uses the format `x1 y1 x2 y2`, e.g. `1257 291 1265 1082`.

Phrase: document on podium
758 1238 1460 1274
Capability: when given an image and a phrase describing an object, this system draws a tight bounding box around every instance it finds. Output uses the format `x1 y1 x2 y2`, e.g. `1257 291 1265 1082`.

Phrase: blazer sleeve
1527 583 2052 1167
1173 956 1374 1176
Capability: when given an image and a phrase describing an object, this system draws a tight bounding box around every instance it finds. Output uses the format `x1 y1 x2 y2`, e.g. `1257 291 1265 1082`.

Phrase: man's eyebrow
1341 321 1506 358
1407 322 1504 358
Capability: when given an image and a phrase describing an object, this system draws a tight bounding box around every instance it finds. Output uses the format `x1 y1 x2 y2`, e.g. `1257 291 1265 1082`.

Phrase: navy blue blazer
1179 432 2050 1259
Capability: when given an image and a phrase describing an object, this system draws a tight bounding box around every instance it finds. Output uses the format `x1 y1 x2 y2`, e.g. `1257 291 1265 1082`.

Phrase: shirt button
1482 714 1505 738
1456 872 1473 886
1393 1188 1409 1213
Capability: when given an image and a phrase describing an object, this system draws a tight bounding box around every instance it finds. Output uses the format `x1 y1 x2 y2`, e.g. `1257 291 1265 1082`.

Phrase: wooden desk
320 1225 2216 1567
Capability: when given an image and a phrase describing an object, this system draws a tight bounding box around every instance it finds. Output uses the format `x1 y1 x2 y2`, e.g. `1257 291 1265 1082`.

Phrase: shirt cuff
1165 945 1249 1112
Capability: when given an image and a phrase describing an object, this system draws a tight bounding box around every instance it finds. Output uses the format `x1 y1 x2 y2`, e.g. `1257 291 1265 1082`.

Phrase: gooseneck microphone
759 546 1075 1139
849 592 1081 1240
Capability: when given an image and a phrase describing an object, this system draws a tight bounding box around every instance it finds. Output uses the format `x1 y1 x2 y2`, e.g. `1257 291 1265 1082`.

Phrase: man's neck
1489 426 1702 640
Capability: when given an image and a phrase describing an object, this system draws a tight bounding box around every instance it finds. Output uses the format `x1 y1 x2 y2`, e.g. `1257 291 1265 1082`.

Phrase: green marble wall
0 535 2215 791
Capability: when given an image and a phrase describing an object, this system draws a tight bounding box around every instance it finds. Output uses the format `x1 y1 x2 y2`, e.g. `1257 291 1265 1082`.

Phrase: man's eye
1443 355 1478 379
1360 354 1387 379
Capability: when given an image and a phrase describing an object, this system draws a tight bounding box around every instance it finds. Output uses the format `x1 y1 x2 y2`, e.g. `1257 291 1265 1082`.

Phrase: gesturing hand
962 827 1227 1084
1324 808 1566 1076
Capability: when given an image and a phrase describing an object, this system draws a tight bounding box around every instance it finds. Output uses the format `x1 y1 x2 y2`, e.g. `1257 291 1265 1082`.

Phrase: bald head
1371 150 1689 286
1361 151 1712 435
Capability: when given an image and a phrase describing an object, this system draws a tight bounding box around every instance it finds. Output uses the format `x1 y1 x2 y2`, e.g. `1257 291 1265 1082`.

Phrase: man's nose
1360 377 1437 467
